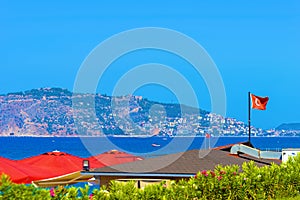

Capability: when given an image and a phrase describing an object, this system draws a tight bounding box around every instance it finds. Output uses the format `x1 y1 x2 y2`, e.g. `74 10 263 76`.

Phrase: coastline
0 135 299 138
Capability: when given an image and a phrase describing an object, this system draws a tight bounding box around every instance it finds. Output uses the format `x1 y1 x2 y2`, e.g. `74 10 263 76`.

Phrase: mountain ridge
276 123 300 131
0 88 299 137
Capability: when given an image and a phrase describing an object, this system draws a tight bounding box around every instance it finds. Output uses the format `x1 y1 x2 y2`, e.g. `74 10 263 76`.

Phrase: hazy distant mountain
276 123 300 131
0 88 207 136
0 88 297 136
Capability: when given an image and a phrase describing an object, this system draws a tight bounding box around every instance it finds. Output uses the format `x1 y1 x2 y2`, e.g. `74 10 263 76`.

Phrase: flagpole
248 92 251 143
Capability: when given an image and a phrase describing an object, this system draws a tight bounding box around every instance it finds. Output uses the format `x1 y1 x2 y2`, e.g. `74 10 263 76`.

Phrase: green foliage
0 174 51 200
1 154 300 199
108 181 138 200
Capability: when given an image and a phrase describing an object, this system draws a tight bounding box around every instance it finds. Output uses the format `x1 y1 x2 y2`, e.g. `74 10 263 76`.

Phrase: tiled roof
86 146 280 175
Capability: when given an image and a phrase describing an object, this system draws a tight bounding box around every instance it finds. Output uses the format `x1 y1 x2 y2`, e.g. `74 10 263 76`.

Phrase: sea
1 136 300 160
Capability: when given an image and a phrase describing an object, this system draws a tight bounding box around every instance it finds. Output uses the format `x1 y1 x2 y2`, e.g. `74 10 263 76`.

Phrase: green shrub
1 154 300 200
0 174 51 200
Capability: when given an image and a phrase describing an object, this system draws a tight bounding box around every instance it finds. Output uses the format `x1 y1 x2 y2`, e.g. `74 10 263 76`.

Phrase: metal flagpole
248 92 251 143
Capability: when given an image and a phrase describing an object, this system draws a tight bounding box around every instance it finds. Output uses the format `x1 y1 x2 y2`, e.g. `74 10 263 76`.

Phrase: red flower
220 170 226 175
233 172 237 176
210 171 216 177
217 176 223 181
201 170 208 176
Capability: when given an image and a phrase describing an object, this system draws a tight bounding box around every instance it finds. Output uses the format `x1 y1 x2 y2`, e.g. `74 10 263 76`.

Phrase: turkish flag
251 94 269 110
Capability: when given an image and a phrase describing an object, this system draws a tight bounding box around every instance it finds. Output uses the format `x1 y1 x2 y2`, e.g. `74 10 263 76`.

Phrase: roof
282 148 300 151
82 146 280 177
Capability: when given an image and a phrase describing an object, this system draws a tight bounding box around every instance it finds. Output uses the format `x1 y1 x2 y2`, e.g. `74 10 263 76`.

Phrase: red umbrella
88 149 143 168
20 151 82 170
19 151 90 179
0 156 56 184
0 156 30 183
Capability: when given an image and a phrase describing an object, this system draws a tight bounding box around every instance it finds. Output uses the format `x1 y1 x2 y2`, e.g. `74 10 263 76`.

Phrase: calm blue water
0 136 299 160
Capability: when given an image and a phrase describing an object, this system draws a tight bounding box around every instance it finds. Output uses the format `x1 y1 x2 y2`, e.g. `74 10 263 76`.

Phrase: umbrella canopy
10 150 141 185
32 171 96 188
18 151 97 179
88 149 143 167
0 156 57 184
0 156 30 183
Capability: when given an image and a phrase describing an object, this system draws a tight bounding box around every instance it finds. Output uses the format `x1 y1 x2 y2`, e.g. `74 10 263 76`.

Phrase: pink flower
217 176 223 181
50 188 55 197
89 193 94 200
233 172 237 176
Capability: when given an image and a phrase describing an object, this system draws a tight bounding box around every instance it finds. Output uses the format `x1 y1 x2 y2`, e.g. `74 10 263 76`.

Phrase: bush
1 154 300 200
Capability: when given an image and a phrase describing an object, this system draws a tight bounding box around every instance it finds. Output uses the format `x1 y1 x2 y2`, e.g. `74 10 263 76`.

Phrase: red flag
251 94 269 110
205 133 211 138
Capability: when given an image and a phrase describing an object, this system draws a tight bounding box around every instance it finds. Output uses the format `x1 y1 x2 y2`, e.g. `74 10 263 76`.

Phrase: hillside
276 123 300 131
0 88 298 136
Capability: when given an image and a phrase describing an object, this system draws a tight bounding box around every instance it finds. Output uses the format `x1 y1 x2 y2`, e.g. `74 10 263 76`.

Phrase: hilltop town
0 88 298 137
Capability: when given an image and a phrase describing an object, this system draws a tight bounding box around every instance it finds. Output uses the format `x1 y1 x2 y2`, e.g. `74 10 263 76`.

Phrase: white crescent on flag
255 98 261 107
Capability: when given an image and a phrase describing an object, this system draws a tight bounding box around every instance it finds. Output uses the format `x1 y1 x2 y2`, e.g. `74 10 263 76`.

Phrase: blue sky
0 1 299 129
